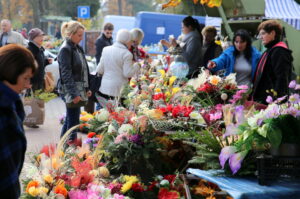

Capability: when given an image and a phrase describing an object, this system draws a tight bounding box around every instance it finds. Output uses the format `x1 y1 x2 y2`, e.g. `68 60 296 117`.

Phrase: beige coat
96 42 139 97
0 31 27 46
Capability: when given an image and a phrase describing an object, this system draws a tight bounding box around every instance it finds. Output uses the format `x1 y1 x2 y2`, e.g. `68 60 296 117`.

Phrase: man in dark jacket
252 20 293 104
95 22 114 64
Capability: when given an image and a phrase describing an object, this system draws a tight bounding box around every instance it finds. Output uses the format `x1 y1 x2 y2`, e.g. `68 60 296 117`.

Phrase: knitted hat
28 28 44 41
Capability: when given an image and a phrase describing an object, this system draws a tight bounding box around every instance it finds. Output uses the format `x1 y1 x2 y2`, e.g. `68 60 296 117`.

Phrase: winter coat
95 33 113 64
0 82 26 199
0 30 27 47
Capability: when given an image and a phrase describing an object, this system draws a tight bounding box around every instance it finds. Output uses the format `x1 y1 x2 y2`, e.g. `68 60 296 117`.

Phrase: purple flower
223 124 238 138
229 150 248 174
266 96 273 104
289 94 300 104
219 146 237 169
235 105 245 124
129 134 144 145
289 80 297 89
295 84 300 90
265 105 280 119
274 95 287 103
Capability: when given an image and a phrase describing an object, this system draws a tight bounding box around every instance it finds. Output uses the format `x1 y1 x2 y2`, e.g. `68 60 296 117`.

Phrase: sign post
77 6 90 19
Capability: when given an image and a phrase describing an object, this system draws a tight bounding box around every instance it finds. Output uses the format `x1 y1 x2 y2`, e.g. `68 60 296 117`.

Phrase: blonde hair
201 26 217 36
130 28 144 45
61 21 85 39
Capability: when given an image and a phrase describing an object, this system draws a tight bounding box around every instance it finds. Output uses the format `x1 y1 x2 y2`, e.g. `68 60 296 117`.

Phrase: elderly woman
130 28 146 61
252 20 293 104
96 29 140 108
58 21 91 141
0 44 36 198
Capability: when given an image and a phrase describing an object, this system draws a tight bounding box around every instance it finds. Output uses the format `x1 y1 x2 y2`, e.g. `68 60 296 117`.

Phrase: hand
170 38 177 47
48 58 53 64
87 90 92 97
160 39 170 48
207 61 216 69
72 96 82 104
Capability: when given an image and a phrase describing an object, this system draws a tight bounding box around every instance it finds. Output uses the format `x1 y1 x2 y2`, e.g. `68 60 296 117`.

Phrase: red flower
197 83 217 93
87 132 96 138
40 144 56 157
166 104 173 112
159 107 168 113
147 181 158 191
163 175 176 184
131 183 145 192
153 93 166 101
158 188 180 199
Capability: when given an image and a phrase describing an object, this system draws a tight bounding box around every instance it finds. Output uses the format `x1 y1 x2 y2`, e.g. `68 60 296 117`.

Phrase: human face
4 68 33 94
181 23 192 35
104 29 113 39
33 35 44 47
1 21 11 33
259 29 275 45
203 32 215 45
234 36 247 52
126 40 133 49
71 28 84 44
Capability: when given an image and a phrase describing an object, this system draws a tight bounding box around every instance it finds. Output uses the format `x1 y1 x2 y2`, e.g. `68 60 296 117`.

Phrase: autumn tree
104 0 133 16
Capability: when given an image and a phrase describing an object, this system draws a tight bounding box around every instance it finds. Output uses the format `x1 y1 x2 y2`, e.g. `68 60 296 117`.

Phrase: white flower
247 111 265 128
221 93 228 101
160 179 170 187
224 73 237 85
209 75 222 85
95 109 110 122
189 111 206 125
118 124 134 134
107 124 117 133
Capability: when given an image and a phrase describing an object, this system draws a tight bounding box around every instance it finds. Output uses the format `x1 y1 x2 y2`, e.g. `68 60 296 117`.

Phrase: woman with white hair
96 29 140 108
130 28 147 61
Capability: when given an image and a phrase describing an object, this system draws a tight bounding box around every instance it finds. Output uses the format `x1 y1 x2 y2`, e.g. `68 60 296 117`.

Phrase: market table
187 168 300 199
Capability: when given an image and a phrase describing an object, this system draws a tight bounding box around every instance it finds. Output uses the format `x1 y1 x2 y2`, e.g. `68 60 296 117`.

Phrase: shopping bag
44 72 55 92
23 97 45 125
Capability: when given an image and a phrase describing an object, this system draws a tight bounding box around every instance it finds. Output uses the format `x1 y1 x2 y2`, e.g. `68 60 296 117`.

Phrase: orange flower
26 181 39 193
54 185 68 197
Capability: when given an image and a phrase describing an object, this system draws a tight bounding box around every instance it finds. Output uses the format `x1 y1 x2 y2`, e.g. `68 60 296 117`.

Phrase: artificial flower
169 76 177 86
121 181 133 193
26 180 39 193
229 150 248 174
118 124 134 134
108 124 117 133
219 146 237 169
95 109 110 122
87 132 96 138
43 174 54 184
54 185 68 197
158 188 180 199
28 187 39 197
209 75 222 86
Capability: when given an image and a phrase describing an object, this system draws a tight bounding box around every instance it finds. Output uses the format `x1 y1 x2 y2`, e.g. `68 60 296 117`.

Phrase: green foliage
31 90 57 103
169 130 222 170
127 0 156 15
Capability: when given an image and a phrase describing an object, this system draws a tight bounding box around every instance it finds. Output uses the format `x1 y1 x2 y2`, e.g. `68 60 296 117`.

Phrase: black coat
58 39 90 99
252 40 293 104
0 82 26 199
27 41 49 90
95 33 113 64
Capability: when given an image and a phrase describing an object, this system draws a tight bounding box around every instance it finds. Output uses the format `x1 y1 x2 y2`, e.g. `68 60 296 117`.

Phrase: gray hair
130 28 144 45
61 21 85 39
116 29 132 44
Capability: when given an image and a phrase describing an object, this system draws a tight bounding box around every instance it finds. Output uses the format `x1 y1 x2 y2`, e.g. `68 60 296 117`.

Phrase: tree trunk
118 0 122 15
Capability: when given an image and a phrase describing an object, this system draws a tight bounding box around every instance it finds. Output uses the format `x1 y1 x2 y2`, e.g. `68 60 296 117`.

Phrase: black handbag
89 73 102 102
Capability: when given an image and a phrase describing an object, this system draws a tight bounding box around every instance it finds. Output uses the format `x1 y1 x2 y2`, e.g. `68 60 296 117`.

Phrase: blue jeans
61 105 80 141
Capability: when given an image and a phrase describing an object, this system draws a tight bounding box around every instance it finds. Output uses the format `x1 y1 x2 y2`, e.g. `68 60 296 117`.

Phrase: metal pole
217 5 234 41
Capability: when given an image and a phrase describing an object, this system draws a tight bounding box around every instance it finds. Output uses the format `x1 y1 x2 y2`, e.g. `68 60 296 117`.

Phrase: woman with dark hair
251 20 293 104
161 16 203 79
0 44 36 198
208 29 261 87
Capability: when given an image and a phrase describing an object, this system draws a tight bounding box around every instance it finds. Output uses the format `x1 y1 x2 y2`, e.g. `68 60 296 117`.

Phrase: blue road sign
78 6 90 19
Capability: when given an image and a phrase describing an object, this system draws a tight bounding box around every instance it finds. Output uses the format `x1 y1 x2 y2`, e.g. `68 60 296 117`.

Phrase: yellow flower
81 111 88 116
43 174 53 184
172 87 180 95
99 166 110 178
165 91 171 99
123 175 138 183
28 187 39 197
121 181 133 193
140 75 147 81
38 187 49 195
169 76 177 86
147 109 164 120
155 88 162 93
215 40 221 45
158 70 166 78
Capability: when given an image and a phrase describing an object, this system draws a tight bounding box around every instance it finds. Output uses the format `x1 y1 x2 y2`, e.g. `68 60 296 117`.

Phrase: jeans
61 105 80 140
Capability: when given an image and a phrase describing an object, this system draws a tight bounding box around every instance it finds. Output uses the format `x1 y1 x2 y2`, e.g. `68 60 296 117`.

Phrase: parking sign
78 6 90 19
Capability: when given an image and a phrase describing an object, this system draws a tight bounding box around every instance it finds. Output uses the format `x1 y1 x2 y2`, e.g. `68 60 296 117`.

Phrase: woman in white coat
96 29 140 108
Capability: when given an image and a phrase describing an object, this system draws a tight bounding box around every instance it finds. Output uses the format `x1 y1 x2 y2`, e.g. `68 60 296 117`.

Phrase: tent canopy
265 0 300 30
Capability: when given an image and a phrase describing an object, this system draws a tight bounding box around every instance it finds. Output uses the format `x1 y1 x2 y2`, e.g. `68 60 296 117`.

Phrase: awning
265 0 300 30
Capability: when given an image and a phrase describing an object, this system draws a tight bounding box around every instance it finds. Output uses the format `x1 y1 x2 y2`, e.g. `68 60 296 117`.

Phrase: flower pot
270 143 300 157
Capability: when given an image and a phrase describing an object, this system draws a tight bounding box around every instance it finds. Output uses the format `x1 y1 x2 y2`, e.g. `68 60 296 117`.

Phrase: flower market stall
21 34 300 199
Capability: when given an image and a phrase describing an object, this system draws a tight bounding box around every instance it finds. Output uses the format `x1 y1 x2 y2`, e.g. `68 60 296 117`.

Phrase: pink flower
113 194 125 199
289 80 297 89
209 111 222 121
237 85 249 90
229 150 248 174
266 96 273 104
114 133 129 144
219 146 237 169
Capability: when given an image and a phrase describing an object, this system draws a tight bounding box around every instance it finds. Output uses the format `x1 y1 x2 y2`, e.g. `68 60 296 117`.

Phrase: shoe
26 124 39 128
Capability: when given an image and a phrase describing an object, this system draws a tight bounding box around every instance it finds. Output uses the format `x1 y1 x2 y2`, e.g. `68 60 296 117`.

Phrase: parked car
44 49 97 88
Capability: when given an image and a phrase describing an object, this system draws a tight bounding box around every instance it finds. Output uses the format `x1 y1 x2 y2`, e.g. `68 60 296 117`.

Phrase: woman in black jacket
252 20 293 104
58 21 91 141
27 28 51 91
0 44 36 199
